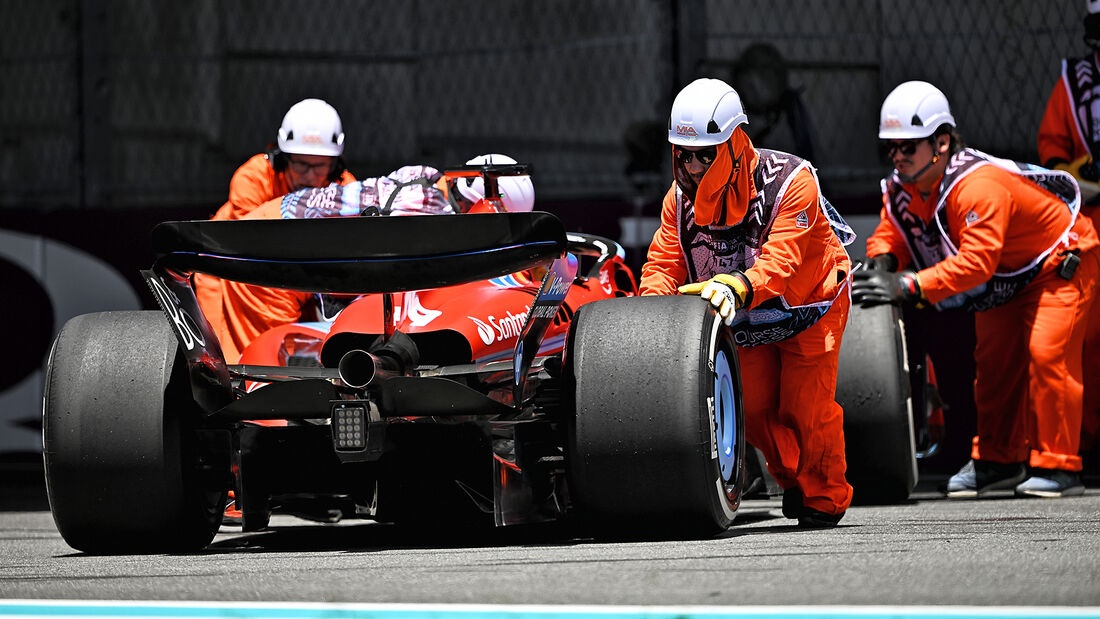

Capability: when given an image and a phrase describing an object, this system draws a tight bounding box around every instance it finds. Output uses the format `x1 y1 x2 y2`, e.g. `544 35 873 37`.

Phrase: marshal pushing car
42 164 750 554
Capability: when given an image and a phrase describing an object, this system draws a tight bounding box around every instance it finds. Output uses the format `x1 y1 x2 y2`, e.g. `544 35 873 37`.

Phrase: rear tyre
567 296 745 538
42 311 227 553
836 302 917 504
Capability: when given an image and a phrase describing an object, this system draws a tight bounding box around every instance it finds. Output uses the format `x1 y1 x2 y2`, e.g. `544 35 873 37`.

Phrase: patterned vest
881 148 1080 312
677 148 854 347
1062 53 1100 160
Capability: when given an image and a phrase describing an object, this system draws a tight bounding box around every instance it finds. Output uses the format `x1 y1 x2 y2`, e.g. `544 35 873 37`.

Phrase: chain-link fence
0 0 1085 210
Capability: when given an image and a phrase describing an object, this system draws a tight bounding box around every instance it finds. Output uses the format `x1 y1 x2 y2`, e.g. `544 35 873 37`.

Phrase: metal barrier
0 0 1083 209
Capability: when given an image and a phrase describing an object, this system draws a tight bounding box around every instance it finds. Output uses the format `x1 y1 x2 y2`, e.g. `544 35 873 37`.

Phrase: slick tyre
42 311 227 554
567 295 745 538
836 302 917 504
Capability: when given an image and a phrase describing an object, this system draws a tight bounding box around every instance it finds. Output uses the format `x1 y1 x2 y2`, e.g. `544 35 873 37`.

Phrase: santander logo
468 307 530 346
469 317 496 346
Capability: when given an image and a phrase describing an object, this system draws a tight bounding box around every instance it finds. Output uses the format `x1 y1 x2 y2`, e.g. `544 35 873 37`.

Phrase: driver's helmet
668 78 748 147
277 98 345 157
455 153 535 212
878 81 955 140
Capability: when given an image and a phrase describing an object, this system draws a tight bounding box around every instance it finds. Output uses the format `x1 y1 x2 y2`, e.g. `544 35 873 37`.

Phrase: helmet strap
897 137 942 184
898 158 936 184
266 147 288 172
328 156 347 182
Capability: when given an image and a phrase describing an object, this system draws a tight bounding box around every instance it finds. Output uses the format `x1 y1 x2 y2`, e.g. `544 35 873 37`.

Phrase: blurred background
0 0 1089 477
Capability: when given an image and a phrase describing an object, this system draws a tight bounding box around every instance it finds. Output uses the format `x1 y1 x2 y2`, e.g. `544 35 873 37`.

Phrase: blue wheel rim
714 349 737 481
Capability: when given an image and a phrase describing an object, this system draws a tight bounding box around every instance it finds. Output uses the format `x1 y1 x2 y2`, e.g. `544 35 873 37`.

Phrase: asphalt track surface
1 466 1099 616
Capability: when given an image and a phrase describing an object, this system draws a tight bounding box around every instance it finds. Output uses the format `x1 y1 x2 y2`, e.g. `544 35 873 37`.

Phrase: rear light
331 401 385 462
332 403 367 451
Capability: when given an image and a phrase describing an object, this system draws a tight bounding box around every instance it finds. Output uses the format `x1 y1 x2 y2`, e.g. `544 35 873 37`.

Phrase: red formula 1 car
42 164 748 553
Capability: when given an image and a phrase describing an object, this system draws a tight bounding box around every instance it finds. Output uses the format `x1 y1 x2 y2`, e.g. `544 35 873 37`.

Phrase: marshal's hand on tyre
855 253 898 273
851 269 923 308
678 272 753 326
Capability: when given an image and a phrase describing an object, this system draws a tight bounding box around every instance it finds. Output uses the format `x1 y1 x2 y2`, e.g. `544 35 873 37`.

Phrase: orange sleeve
914 173 1012 306
228 155 282 215
639 185 688 295
211 154 288 221
246 198 285 220
742 168 819 305
1037 75 1086 167
865 195 914 271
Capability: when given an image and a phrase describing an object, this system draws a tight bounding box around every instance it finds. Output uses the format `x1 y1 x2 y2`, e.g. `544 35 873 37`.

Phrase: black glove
855 253 898 272
851 269 923 308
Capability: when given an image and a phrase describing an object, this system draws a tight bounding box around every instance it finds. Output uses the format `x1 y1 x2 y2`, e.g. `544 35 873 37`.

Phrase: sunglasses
880 139 924 159
675 146 719 166
287 156 333 175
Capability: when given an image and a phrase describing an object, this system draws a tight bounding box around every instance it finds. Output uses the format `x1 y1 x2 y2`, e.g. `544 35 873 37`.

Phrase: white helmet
277 98 345 157
668 78 748 146
457 153 536 212
879 81 955 139
1089 0 1100 14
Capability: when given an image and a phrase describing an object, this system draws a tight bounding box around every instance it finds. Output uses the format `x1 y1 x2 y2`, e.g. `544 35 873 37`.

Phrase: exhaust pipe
337 349 400 388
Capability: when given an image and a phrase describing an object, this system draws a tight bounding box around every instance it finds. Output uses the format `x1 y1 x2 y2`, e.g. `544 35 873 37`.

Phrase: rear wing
151 211 567 293
142 211 568 414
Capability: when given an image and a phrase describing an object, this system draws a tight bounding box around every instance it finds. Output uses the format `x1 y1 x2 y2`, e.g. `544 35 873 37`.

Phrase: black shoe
1015 468 1086 498
782 487 804 519
798 508 844 528
940 459 1027 498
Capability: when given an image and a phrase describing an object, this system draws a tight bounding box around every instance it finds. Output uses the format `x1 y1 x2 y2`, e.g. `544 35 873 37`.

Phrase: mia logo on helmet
676 125 698 138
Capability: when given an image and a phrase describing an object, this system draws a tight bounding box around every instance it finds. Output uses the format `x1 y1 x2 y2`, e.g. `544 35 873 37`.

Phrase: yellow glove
1054 155 1100 201
678 272 753 326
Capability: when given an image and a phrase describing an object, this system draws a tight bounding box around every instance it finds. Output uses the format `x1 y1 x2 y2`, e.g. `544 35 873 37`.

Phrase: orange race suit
1038 52 1100 450
640 130 855 517
867 149 1099 471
